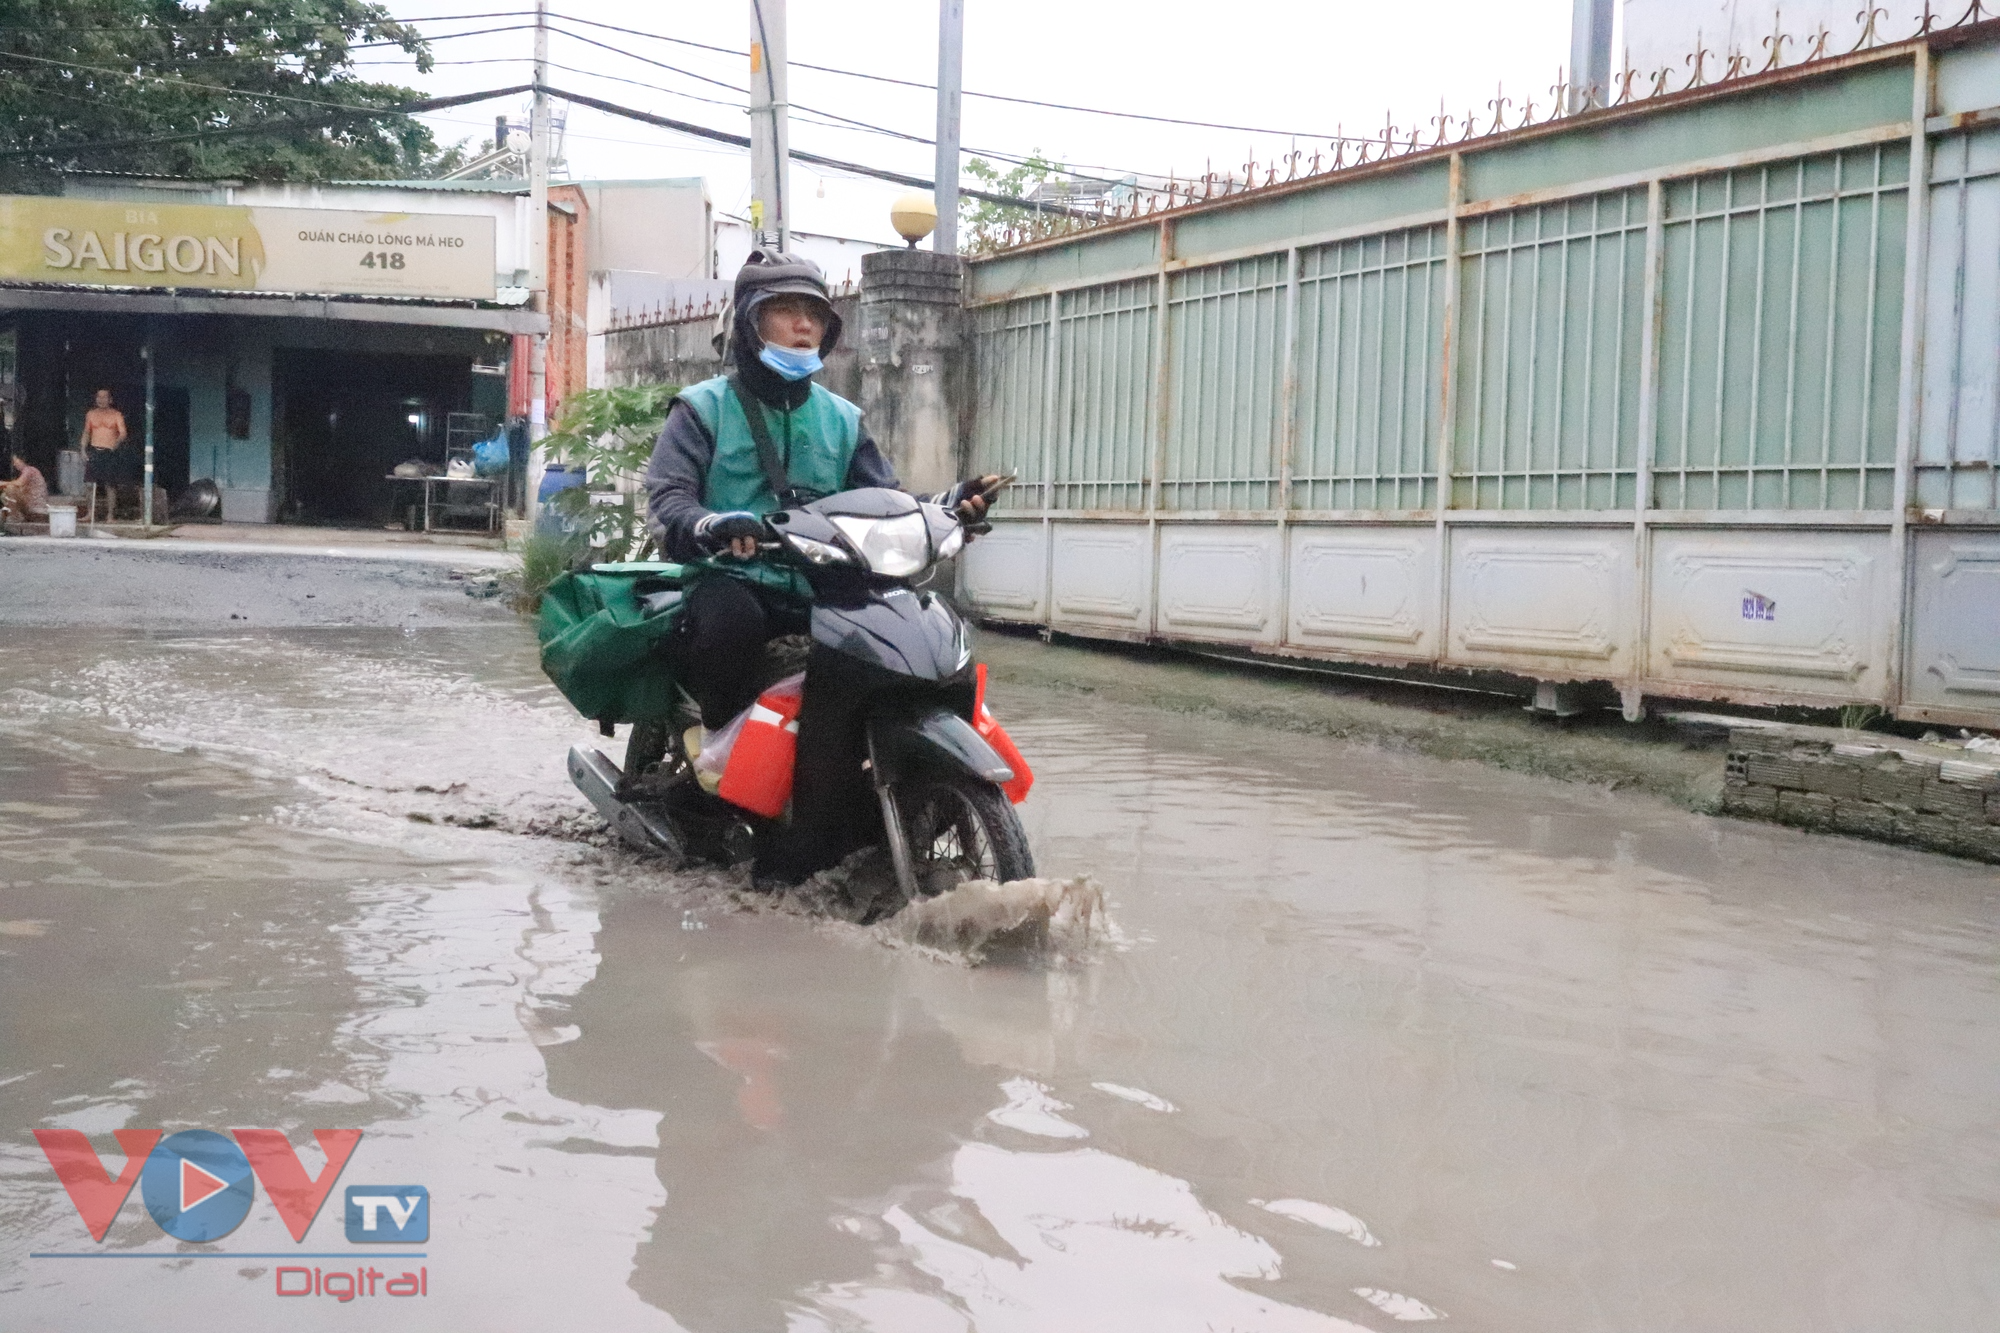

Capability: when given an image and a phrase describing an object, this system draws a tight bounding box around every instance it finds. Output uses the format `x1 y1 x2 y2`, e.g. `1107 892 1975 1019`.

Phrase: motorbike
566 487 1034 913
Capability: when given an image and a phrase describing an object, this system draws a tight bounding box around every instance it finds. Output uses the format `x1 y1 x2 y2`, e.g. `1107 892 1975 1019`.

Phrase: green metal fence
963 41 1998 521
1296 226 1447 513
1053 278 1154 511
1652 144 1908 512
969 297 1050 500
1456 190 1646 510
959 27 2000 725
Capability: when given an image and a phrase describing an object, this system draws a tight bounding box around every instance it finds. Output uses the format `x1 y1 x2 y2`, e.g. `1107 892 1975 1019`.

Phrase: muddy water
2 627 1997 1332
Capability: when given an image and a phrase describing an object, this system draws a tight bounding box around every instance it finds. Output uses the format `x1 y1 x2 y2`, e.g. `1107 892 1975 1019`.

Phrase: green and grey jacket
644 372 899 564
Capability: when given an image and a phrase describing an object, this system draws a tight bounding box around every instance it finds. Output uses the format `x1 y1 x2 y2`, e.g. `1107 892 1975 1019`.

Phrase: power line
348 24 540 50
1 41 1146 190
3 17 1165 184
542 85 1089 215
534 23 1140 185
542 10 1358 143
0 11 532 34
0 47 430 112
357 51 1148 183
509 48 1148 185
0 76 1088 216
0 84 532 161
4 8 1361 145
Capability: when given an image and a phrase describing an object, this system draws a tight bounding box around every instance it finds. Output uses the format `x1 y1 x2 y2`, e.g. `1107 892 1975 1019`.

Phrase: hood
729 248 844 359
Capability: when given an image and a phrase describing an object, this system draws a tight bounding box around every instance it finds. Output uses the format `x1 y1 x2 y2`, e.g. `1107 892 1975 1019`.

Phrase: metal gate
960 23 2000 727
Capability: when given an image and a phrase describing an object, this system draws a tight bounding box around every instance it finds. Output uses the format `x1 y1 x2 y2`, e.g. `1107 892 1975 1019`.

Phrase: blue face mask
759 343 823 381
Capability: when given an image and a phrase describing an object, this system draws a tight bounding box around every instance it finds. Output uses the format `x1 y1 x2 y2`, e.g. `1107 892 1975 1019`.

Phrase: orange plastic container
974 664 1034 805
717 684 804 818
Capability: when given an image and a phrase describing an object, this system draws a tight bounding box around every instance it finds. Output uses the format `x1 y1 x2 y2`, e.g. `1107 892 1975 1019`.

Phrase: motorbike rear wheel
896 777 1034 898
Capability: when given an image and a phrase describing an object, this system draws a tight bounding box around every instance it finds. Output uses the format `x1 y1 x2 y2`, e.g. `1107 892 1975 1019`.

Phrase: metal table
386 474 503 534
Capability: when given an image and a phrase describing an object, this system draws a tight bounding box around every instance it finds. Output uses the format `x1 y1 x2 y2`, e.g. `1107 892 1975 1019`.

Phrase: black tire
624 720 672 784
896 777 1034 897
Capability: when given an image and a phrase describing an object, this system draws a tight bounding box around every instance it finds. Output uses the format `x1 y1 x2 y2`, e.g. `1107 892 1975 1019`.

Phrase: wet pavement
2 624 1997 1331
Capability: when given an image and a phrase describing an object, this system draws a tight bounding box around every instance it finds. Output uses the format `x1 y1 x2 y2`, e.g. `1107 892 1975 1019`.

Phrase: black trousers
671 576 879 881
674 575 797 728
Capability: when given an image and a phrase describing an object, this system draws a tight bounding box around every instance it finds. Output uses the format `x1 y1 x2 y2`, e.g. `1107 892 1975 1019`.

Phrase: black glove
932 475 1006 527
694 510 766 556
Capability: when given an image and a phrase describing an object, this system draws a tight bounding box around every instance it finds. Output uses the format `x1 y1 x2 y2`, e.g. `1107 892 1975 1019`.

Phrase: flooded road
2 625 1997 1331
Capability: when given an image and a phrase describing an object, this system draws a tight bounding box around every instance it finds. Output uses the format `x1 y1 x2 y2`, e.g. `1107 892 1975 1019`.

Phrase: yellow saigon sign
0 195 496 301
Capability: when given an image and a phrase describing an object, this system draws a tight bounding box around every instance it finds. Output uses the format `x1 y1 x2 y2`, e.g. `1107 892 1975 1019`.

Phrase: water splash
883 875 1108 964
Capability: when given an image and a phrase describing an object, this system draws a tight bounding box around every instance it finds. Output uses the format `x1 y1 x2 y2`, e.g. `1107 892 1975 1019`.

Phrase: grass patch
512 531 586 614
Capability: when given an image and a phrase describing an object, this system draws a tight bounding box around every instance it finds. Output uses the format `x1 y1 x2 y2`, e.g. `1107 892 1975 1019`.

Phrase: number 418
361 252 405 269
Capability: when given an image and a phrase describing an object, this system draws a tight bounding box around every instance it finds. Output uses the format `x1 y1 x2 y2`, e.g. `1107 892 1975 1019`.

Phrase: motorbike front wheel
895 777 1034 898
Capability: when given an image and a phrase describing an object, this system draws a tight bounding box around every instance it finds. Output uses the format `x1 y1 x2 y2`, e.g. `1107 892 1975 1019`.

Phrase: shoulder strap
724 370 791 502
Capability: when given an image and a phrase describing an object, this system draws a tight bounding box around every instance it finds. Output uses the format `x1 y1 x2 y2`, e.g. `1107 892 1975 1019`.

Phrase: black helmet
730 248 842 355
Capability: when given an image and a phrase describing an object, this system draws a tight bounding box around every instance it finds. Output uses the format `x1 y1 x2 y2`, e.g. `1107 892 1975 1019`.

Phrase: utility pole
528 0 550 449
933 0 964 254
748 0 790 251
1569 0 1614 111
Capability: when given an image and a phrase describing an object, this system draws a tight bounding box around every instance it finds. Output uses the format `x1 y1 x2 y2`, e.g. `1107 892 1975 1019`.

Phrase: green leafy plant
1839 703 1887 732
537 382 679 564
961 153 1071 253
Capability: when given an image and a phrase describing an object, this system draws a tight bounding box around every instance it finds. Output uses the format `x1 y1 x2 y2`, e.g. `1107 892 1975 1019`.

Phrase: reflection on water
2 628 1998 1332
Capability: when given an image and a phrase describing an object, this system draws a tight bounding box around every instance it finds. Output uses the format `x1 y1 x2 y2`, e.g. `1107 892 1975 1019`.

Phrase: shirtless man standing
81 388 130 520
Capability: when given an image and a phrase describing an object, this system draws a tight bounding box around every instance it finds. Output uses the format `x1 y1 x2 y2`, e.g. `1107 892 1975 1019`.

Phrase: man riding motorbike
644 250 1001 885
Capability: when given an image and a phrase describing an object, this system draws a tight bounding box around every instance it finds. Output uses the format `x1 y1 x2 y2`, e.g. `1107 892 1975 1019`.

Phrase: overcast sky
360 2 1576 244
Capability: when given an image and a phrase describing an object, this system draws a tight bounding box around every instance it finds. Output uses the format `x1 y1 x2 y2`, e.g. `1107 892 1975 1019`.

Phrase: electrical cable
378 43 1142 184
2 8 1362 145
532 22 1141 185
541 9 1362 142
0 47 432 111
0 84 532 160
4 19 1158 188
538 84 1090 216
0 75 1087 217
351 51 1147 186
0 11 533 34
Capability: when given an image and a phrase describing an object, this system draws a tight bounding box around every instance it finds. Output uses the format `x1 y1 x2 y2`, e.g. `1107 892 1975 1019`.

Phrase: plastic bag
473 430 511 477
695 672 805 780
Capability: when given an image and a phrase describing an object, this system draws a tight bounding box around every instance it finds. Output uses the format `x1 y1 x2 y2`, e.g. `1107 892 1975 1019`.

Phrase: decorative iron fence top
606 275 861 334
969 5 2000 258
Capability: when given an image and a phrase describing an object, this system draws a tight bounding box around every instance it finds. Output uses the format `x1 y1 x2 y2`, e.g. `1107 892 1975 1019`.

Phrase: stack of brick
1723 724 2000 863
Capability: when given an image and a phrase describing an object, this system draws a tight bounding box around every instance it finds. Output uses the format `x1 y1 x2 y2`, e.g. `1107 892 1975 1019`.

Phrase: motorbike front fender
867 708 1014 789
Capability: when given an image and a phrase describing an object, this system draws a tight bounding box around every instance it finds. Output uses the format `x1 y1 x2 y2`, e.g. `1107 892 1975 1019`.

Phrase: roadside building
713 212 890 289
0 171 715 529
0 173 544 526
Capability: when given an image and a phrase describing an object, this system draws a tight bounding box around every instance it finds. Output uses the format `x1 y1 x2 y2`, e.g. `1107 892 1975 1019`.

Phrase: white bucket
47 504 77 538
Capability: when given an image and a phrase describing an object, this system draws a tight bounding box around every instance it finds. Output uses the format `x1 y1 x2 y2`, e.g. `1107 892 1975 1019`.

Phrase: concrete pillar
856 248 967 495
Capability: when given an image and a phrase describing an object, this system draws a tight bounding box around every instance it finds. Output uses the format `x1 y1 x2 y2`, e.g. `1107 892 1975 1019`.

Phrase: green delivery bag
537 561 693 724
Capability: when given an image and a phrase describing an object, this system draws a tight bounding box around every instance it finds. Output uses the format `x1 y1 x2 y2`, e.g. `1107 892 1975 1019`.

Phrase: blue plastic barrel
537 464 586 502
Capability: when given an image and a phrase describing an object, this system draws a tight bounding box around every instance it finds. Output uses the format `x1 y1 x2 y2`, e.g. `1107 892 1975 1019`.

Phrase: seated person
2 449 48 524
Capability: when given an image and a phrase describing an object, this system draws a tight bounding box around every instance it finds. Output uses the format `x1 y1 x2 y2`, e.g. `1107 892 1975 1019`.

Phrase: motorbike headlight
831 512 931 578
784 532 857 566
